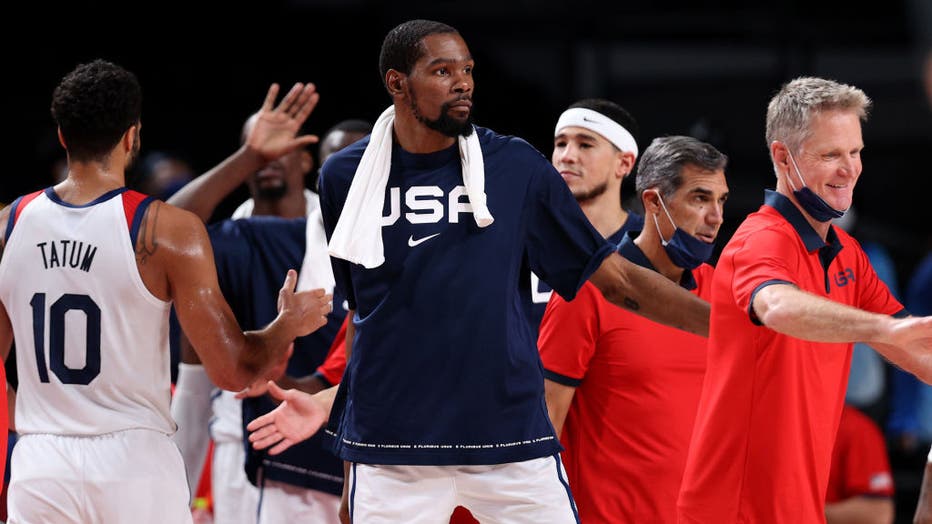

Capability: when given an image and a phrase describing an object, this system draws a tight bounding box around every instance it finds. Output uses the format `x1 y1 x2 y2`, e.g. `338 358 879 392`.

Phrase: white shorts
257 478 341 524
211 439 260 524
7 430 192 524
349 454 578 524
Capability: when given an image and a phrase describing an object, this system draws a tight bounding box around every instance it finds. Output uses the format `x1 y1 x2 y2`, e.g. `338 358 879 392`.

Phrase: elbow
205 364 251 392
754 295 792 331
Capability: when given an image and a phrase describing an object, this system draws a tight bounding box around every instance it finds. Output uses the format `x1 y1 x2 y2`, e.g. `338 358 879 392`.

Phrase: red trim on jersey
121 190 149 232
13 190 43 226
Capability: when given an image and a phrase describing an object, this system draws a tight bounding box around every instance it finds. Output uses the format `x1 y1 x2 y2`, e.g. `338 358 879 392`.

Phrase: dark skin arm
589 252 710 337
136 201 330 391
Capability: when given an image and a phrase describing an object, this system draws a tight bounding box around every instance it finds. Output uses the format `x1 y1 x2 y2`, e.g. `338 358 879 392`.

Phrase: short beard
256 184 288 201
573 181 608 203
410 92 474 138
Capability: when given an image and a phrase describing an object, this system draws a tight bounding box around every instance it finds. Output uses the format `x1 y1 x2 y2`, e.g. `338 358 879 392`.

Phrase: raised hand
246 82 320 161
277 269 332 338
247 381 327 454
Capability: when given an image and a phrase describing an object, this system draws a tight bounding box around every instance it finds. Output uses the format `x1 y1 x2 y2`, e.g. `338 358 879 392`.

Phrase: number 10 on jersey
30 293 101 385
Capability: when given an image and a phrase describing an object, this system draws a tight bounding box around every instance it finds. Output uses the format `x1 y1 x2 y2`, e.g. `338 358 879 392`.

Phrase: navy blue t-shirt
319 127 615 465
521 214 643 332
208 216 346 494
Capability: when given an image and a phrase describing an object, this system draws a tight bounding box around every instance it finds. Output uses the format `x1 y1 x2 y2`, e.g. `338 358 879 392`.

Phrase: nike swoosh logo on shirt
408 233 441 247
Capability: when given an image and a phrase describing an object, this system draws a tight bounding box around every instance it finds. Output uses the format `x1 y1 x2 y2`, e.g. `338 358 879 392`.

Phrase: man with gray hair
539 135 728 523
677 76 932 523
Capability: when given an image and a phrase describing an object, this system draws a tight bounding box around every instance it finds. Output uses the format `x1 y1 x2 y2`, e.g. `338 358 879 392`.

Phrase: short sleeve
538 282 602 386
524 162 614 302
727 226 800 320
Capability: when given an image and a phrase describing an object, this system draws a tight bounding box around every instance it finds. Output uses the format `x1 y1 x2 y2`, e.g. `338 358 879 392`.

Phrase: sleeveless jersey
0 187 175 435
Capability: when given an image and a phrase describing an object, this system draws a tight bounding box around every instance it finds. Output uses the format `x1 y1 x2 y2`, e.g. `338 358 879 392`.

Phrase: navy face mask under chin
652 193 715 270
786 150 846 222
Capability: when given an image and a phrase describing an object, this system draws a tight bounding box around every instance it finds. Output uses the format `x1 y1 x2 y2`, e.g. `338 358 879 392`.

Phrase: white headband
554 107 638 158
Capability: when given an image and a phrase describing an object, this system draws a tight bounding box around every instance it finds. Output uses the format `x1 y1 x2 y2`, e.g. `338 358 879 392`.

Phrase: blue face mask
651 192 715 270
786 150 846 222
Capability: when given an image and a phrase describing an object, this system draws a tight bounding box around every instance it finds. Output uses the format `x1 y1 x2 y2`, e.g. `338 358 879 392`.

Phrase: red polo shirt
539 234 712 524
826 405 894 503
677 191 904 523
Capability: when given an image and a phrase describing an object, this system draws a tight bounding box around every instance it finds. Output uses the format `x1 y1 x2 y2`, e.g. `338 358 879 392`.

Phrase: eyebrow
426 56 474 67
554 131 601 143
690 187 729 198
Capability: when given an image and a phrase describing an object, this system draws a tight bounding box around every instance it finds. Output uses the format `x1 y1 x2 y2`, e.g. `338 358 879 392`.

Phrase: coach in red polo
677 76 932 523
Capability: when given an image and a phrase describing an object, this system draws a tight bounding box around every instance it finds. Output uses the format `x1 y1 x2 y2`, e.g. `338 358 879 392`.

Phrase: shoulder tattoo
135 201 161 265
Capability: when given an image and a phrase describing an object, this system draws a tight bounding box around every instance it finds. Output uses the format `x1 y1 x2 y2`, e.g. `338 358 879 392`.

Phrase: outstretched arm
246 309 354 452
589 252 710 336
754 285 932 383
167 82 320 222
247 382 338 454
146 202 331 390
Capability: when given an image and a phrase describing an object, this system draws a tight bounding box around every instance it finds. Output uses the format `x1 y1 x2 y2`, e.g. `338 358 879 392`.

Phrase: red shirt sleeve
729 226 802 316
315 316 348 386
538 281 602 383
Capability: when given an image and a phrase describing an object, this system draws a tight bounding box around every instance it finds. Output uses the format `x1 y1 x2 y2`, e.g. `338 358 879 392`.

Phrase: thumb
267 381 288 401
281 269 298 294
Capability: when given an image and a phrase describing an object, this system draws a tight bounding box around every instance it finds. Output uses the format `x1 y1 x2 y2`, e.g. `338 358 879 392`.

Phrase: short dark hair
567 98 639 150
51 59 141 163
379 19 459 87
325 119 373 137
636 135 728 198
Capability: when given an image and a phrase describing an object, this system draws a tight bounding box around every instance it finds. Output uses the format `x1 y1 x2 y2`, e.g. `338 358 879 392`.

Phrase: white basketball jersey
0 188 175 435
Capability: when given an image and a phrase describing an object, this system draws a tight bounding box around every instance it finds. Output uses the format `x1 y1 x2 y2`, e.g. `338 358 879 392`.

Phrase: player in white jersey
0 59 332 524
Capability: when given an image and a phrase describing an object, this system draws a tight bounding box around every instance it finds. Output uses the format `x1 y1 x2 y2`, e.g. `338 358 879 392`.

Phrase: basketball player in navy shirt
247 20 708 522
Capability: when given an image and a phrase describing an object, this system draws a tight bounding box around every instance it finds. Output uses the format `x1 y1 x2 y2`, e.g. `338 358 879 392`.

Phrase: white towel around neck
327 106 493 269
296 207 336 294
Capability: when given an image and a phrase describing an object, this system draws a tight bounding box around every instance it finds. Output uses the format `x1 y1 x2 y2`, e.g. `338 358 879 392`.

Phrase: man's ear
641 189 662 215
770 141 789 171
385 70 405 96
616 151 637 181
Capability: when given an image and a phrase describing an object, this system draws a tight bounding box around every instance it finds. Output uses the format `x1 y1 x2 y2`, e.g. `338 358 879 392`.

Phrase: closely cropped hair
567 98 640 149
636 136 728 199
765 77 871 153
51 59 142 162
379 19 459 88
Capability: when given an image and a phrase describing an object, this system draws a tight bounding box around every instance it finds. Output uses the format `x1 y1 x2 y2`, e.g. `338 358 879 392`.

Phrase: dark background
7 0 931 277
5 1 932 521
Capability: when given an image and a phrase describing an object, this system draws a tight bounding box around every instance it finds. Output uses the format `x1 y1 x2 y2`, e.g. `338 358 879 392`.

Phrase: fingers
293 85 320 124
278 82 305 115
269 438 296 455
246 411 276 433
250 429 284 451
261 83 280 112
